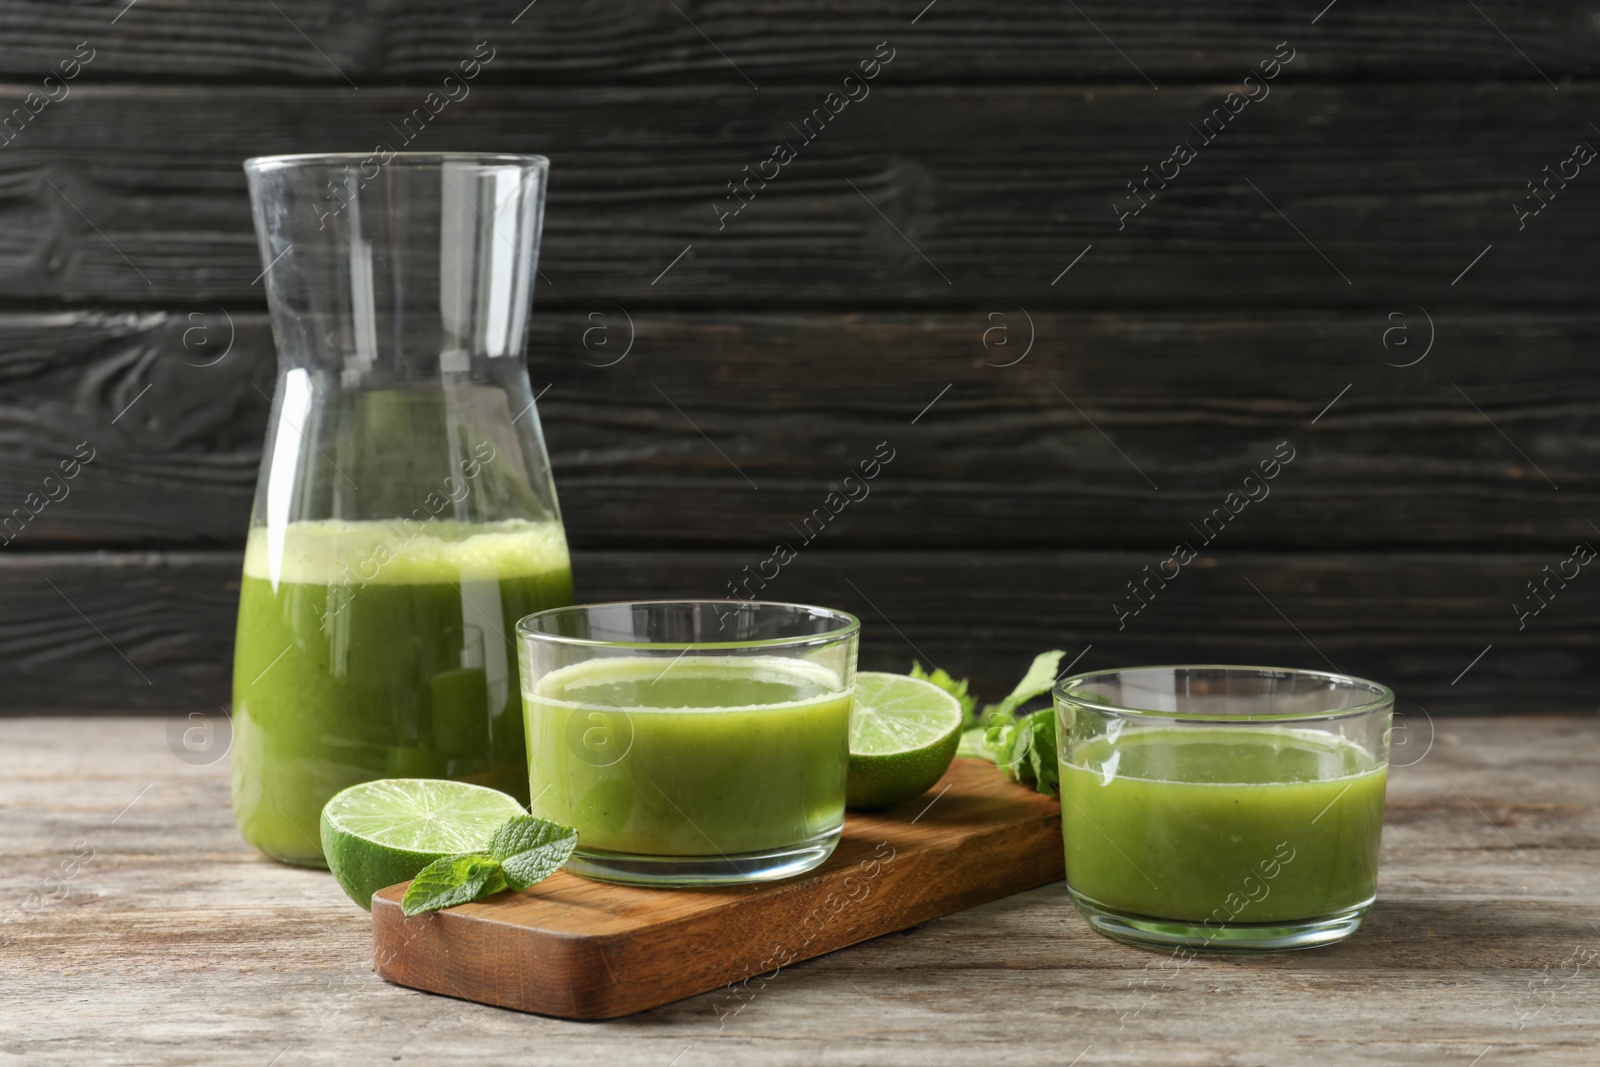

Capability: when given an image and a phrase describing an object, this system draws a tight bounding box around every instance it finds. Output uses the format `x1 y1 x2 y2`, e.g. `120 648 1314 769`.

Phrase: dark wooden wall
2 2 1597 714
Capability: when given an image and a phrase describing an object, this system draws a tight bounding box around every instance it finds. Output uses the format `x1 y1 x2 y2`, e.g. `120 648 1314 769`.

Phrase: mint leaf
401 852 507 916
992 707 1060 797
491 815 579 891
1021 708 1060 797
396 816 578 916
910 662 978 725
991 650 1066 719
489 814 575 861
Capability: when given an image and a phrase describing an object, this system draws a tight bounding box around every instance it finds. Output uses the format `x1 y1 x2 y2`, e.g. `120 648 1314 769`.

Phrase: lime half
319 779 524 910
847 672 965 810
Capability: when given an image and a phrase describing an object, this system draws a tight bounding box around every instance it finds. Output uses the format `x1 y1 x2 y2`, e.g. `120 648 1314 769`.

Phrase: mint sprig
983 650 1065 797
917 650 1067 797
987 700 1061 797
402 852 508 914
400 814 578 916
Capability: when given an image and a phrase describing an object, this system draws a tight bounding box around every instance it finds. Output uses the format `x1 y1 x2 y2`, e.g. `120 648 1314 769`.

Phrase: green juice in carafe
232 518 573 866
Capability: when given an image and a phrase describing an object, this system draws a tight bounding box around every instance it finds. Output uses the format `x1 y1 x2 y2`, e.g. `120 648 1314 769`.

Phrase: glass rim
244 152 550 173
515 599 862 651
1053 663 1395 723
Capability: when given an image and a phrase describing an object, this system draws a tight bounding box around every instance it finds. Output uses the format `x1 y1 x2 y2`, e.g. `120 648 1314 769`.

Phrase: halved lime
847 672 965 810
319 779 524 910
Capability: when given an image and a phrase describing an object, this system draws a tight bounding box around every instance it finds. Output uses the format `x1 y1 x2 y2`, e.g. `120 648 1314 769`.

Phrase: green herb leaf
910 662 978 725
491 815 580 891
396 815 579 916
489 814 573 862
1021 708 1060 797
991 707 1060 797
400 852 507 916
992 650 1067 719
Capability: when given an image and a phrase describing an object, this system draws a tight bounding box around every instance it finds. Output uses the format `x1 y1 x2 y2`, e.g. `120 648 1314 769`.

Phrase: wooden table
3 716 1596 1065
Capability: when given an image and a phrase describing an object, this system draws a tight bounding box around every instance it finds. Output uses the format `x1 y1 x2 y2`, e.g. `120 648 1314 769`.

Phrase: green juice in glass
1061 728 1386 925
523 656 851 857
232 518 573 866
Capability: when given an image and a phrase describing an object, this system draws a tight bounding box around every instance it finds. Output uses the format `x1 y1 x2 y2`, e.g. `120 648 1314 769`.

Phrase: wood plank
2 548 1595 714
0 550 241 714
2 2 1595 83
3 715 1596 1064
370 759 1062 1019
0 311 268 548
1 84 1596 305
2 310 1596 550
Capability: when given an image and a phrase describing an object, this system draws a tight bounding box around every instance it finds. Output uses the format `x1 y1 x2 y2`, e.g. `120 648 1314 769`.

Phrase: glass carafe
233 153 572 866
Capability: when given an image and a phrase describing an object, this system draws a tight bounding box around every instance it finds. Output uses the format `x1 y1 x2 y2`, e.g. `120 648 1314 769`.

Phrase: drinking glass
1055 665 1393 952
233 153 573 867
518 600 860 886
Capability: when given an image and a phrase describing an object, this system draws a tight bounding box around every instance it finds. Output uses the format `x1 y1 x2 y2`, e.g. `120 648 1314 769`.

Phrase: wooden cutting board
371 758 1063 1019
